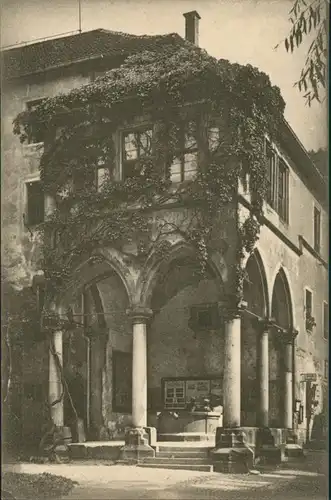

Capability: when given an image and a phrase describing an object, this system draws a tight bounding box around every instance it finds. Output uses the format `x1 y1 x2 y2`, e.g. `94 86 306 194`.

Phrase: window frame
121 126 153 181
313 205 321 253
265 139 276 208
170 121 199 183
324 360 328 380
25 179 45 226
323 301 329 341
25 98 46 145
277 157 289 223
263 138 290 224
304 287 314 332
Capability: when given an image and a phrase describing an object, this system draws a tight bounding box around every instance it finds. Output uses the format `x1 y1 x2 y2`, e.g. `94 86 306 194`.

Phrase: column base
40 426 71 463
285 430 305 459
119 427 155 463
255 427 286 465
211 428 254 473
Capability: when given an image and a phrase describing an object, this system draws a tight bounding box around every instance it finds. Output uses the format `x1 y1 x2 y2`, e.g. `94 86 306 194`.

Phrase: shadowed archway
269 267 293 427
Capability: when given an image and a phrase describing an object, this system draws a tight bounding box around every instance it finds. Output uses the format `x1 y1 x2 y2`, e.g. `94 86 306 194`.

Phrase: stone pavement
3 450 328 500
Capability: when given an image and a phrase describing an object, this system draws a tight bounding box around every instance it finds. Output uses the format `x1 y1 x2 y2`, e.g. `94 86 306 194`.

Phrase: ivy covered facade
2 12 328 466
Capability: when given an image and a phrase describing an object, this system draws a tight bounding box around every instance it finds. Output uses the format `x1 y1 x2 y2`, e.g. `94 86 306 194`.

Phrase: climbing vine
13 43 285 312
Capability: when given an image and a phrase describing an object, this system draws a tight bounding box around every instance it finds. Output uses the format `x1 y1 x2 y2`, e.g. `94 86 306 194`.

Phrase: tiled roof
1 29 186 79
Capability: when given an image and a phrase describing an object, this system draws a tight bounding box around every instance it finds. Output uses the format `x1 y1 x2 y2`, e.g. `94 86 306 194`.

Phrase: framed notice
112 350 132 413
186 379 210 403
164 379 186 409
162 377 223 410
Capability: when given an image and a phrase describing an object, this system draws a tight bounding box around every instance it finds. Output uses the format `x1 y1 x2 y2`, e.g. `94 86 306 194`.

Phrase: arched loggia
243 249 269 318
241 250 269 426
62 261 132 441
269 268 294 427
141 245 225 431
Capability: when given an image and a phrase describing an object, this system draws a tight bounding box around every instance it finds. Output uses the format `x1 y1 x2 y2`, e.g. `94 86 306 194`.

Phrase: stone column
223 310 242 428
256 319 273 428
120 307 155 461
131 312 150 428
49 329 64 426
283 330 298 429
212 300 254 473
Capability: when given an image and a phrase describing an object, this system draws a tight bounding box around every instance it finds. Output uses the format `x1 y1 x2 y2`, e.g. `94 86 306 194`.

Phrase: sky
1 0 327 152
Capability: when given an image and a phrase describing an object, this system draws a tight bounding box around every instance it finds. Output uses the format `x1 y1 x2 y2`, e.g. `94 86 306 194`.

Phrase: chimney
183 10 201 46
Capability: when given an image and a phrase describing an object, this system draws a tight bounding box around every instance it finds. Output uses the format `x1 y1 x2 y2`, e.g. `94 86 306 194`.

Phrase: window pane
184 152 198 179
170 157 182 182
277 159 288 222
305 290 312 317
314 207 321 252
185 122 197 149
208 127 220 152
265 142 275 207
139 129 153 156
124 133 138 160
97 167 108 191
323 303 329 340
27 181 44 225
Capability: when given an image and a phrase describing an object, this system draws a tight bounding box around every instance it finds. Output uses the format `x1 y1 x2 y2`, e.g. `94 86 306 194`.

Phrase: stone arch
137 241 226 309
243 249 269 318
56 249 135 310
269 267 294 427
271 267 293 330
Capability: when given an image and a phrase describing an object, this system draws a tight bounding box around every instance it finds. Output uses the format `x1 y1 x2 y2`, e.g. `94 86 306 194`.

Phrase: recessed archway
63 266 132 441
241 250 269 426
243 249 269 318
145 248 225 428
269 267 293 427
271 268 293 330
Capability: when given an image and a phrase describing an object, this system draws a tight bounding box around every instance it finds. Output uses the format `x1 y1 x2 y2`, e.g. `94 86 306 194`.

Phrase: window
122 128 153 180
189 303 219 331
170 121 198 182
26 99 46 144
277 158 289 222
313 206 321 253
323 302 329 340
265 141 276 207
305 289 314 331
26 181 44 225
264 141 289 222
96 166 108 192
208 126 221 152
324 360 328 380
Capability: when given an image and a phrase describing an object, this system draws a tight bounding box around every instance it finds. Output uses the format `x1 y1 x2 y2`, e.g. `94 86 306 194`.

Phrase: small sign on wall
301 373 317 382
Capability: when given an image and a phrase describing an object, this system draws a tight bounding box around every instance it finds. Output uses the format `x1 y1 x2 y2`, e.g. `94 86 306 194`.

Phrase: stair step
142 457 210 465
158 433 215 442
157 445 214 453
158 451 210 458
138 462 213 472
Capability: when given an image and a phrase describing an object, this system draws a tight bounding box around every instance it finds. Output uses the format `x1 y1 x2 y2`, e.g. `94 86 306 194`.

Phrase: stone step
285 444 305 459
157 445 213 453
158 450 210 458
158 432 215 442
142 456 211 465
68 442 123 461
138 462 213 472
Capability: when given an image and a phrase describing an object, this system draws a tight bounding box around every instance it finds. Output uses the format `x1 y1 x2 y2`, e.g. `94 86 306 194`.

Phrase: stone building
1 11 328 466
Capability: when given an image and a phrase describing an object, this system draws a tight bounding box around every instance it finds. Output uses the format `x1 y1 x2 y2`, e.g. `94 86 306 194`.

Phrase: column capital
127 307 153 324
254 317 275 333
272 326 298 346
218 295 247 321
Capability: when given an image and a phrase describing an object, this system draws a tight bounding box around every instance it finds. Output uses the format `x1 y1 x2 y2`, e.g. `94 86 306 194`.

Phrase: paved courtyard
4 451 328 500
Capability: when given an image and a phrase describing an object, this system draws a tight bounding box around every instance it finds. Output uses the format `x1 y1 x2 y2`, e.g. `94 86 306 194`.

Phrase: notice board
162 377 223 410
